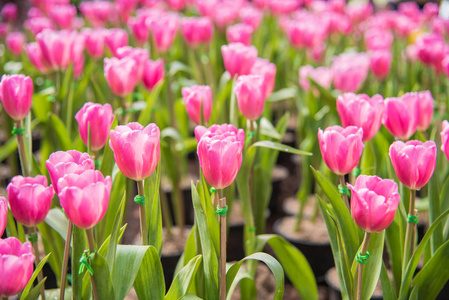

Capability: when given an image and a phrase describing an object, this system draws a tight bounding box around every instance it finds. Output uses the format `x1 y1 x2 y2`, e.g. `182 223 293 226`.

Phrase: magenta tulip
337 93 384 142
364 28 393 51
318 125 365 175
0 237 35 298
36 29 76 71
370 50 392 79
0 197 7 237
182 85 212 125
116 46 149 80
80 1 115 27
58 170 111 229
415 33 446 70
24 17 54 36
105 28 128 56
142 59 165 91
197 133 243 189
128 16 150 46
234 75 265 121
299 65 333 92
415 91 434 131
1 3 17 22
82 28 107 59
221 43 258 78
151 12 178 54
104 57 140 97
6 175 54 227
226 23 253 46
195 123 245 147
49 4 76 29
345 1 373 23
109 123 160 181
250 58 277 98
389 140 437 190
424 2 439 20
181 17 214 48
239 6 263 30
75 103 115 151
332 52 370 93
441 121 449 161
46 150 95 195
348 175 400 232
6 32 25 56
25 42 50 73
212 3 239 29
383 95 419 140
0 74 33 121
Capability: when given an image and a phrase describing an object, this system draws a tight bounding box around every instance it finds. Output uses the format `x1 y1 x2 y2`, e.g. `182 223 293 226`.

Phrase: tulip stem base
137 180 149 245
355 232 372 300
15 120 30 177
60 221 73 300
403 190 417 273
86 228 98 300
28 226 46 300
339 175 350 210
219 196 227 300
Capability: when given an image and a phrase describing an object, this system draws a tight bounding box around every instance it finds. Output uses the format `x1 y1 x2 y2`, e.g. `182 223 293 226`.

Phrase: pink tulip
1 3 17 22
182 85 212 125
318 125 365 175
180 17 214 48
36 29 76 71
337 93 384 142
398 2 421 21
299 65 333 92
0 75 33 121
116 46 149 79
0 23 8 38
80 1 115 27
142 59 165 91
109 122 160 181
250 58 276 98
212 3 239 29
348 175 400 233
389 140 437 190
383 95 419 140
6 32 26 56
0 237 35 298
6 175 54 227
221 43 258 78
195 0 217 17
49 4 76 29
71 33 85 78
332 52 370 93
370 50 392 80
167 0 186 11
345 1 373 24
151 12 178 54
268 0 301 15
104 57 140 97
285 19 327 49
25 42 50 73
75 103 115 151
364 28 393 51
58 170 111 229
24 17 54 36
321 11 351 35
406 44 418 62
105 28 128 56
197 133 243 189
415 33 446 70
128 16 150 46
226 23 253 46
415 91 434 131
115 0 139 23
0 197 7 237
441 121 449 161
45 150 95 194
234 75 265 121
195 123 245 146
27 7 45 19
239 6 263 30
424 2 439 20
82 28 107 59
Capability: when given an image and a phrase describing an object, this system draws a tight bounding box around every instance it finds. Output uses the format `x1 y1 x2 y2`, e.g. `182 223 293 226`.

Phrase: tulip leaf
106 191 127 274
259 117 282 139
144 164 163 254
49 113 72 151
255 234 317 300
72 225 88 300
134 245 165 300
5 210 18 238
309 78 337 106
249 141 312 156
91 252 115 299
180 294 203 300
225 262 255 300
32 92 52 122
165 255 203 300
44 208 69 241
360 140 376 175
428 170 443 254
22 278 47 300
267 87 297 102
0 135 18 162
137 81 164 125
20 252 51 300
100 116 118 177
37 221 64 283
385 208 404 295
380 261 396 300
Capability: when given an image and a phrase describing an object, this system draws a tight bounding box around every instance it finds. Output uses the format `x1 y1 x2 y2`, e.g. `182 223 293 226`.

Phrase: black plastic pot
268 165 290 215
161 249 184 289
227 222 245 261
162 176 197 226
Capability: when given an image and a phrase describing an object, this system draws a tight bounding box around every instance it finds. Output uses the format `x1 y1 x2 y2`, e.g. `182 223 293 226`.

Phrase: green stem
160 186 173 237
219 195 227 300
16 120 30 176
137 180 149 245
65 81 75 140
28 227 46 300
339 175 350 210
403 190 417 272
85 228 98 300
59 221 73 300
355 232 372 300
229 77 237 126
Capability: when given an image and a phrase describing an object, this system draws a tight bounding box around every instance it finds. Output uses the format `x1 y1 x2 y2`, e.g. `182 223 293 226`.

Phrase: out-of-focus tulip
299 65 333 91
180 17 213 48
250 58 276 98
234 75 265 121
332 52 370 93
268 0 301 15
25 42 50 73
151 12 178 54
0 23 8 38
441 121 449 161
71 33 85 77
45 150 95 194
414 91 434 131
167 0 185 11
348 175 400 233
194 123 245 146
6 32 26 56
58 170 111 229
6 175 54 227
383 95 419 140
337 93 384 142
142 59 165 91
424 2 439 20
104 57 140 97
24 17 54 36
182 85 212 125
27 7 44 19
115 0 139 23
116 46 149 79
36 29 76 71
82 28 107 59
80 0 115 27
0 75 33 121
398 2 420 21
415 33 446 70
221 43 258 78
109 123 160 181
389 140 437 190
128 16 150 46
226 23 253 46
105 28 128 56
346 1 373 24
0 197 7 237
0 238 35 298
211 3 239 29
49 4 76 29
285 19 327 49
318 125 365 175
405 44 418 62
364 28 393 51
370 50 392 79
1 3 17 22
239 6 263 30
197 133 243 189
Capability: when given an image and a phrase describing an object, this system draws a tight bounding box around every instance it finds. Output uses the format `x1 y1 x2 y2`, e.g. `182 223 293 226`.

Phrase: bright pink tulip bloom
0 197 7 237
0 238 35 298
239 6 263 30
75 103 114 151
104 57 140 97
389 140 437 190
27 7 45 19
268 0 300 15
82 28 107 59
370 50 392 79
299 65 333 92
167 0 185 11
348 175 400 233
415 91 434 131
0 23 8 38
318 125 365 175
234 75 265 121
383 95 419 140
109 123 160 181
337 93 384 142
71 33 85 77
142 59 165 91
25 42 50 73
415 33 446 70
285 19 327 49
36 29 76 71
80 1 115 27
441 121 449 161
58 170 111 229
151 12 178 54
45 150 95 194
105 28 128 56
0 75 33 121
49 4 76 29
250 58 276 98
345 1 373 24
195 123 245 146
6 32 25 56
364 28 393 51
212 3 239 29
226 23 253 46
180 17 214 48
182 85 212 125
128 16 150 46
332 52 370 93
24 17 54 36
1 3 17 22
398 2 421 21
115 0 139 23
197 133 243 189
424 2 439 20
116 46 149 79
221 43 258 78
6 175 54 227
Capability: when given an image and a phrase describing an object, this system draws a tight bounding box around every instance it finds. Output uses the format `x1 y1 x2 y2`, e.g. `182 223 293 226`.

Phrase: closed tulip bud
109 123 160 181
75 103 115 151
128 16 150 46
49 4 76 29
441 121 449 161
182 85 212 125
415 33 446 70
239 6 263 30
222 43 258 78
151 12 178 54
195 123 245 147
6 32 26 56
383 95 419 140
105 28 128 56
25 42 50 73
58 170 111 229
234 75 265 121
0 197 7 237
6 175 54 227
318 125 365 175
82 28 107 59
415 91 434 131
226 23 253 46
0 74 33 121
45 150 95 194
332 52 370 93
346 1 373 23
250 58 277 98
197 134 243 189
36 29 76 71
370 50 392 79
180 17 214 48
389 140 437 190
1 3 18 22
116 46 149 80
104 57 140 97
142 59 165 91
167 0 185 11
0 238 35 298
348 175 400 232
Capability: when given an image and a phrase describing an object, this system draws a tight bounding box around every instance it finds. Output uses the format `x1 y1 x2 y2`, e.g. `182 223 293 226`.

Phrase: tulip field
2 0 449 299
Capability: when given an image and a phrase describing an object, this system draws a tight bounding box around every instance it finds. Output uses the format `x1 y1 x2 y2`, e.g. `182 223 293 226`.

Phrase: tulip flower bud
6 32 26 56
49 4 77 29
441 121 449 161
25 17 54 36
36 29 76 71
1 3 17 22
58 170 111 229
6 175 54 227
180 17 214 48
0 238 35 298
182 85 212 125
348 175 400 232
104 57 140 97
195 123 245 147
105 28 128 56
299 65 333 92
332 52 370 93
239 6 263 30
0 197 7 237
370 50 392 79
109 123 160 181
415 33 446 70
234 75 266 121
383 95 419 140
128 16 150 46
151 12 179 54
142 59 165 91
82 28 107 59
250 58 276 98
80 1 115 28
226 23 253 46
116 46 149 80
25 42 50 73
221 43 258 78
318 125 365 175
0 74 33 121
415 91 434 131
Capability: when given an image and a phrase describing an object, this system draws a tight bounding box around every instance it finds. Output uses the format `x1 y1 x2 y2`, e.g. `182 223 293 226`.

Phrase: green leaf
165 255 203 300
100 116 118 177
0 135 18 162
91 252 115 299
22 278 47 300
138 82 164 125
360 140 376 175
145 164 163 253
180 294 203 300
106 192 127 274
267 87 297 102
428 172 443 254
249 141 312 156
380 262 396 300
49 113 72 150
259 118 281 140
134 245 165 300
72 226 88 300
44 208 69 240
20 253 51 300
385 209 404 295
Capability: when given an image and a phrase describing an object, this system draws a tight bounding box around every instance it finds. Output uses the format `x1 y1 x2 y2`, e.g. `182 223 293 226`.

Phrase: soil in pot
282 195 318 218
